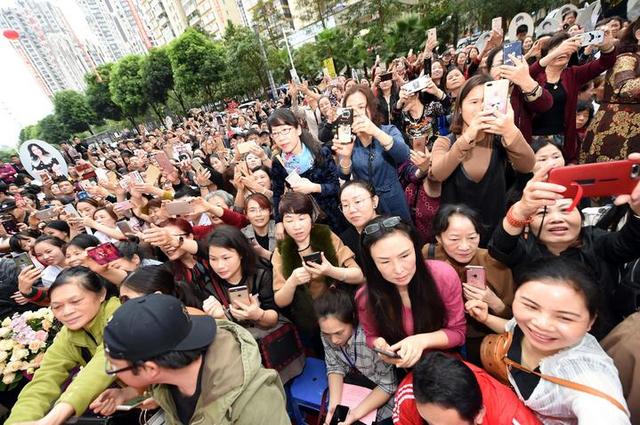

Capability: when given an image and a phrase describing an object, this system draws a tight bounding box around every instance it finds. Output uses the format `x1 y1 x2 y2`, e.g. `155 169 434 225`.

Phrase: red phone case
87 243 121 265
466 267 486 289
547 160 640 211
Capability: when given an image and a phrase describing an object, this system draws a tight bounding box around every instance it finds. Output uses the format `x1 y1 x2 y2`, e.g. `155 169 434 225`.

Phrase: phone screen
87 243 122 265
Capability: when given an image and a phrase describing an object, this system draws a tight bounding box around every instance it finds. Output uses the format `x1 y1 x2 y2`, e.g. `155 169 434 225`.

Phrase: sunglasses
362 216 402 236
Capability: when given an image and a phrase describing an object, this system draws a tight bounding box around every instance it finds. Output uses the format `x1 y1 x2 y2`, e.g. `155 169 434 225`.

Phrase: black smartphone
303 252 322 265
13 253 34 271
379 72 393 82
1 218 18 235
329 405 350 425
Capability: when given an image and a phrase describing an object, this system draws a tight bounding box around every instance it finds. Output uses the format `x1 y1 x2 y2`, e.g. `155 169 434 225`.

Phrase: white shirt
505 319 630 425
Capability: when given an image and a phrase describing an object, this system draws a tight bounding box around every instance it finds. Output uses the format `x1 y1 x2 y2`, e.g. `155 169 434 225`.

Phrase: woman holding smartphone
272 193 363 350
356 216 466 368
332 85 412 222
202 225 279 329
488 155 640 338
466 257 630 424
7 267 120 425
424 204 514 364
430 74 535 245
268 108 346 236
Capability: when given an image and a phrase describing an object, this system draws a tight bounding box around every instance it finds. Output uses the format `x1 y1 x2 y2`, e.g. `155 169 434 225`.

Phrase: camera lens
631 164 640 178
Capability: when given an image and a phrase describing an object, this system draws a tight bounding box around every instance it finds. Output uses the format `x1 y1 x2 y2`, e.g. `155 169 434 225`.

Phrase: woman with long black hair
356 216 466 368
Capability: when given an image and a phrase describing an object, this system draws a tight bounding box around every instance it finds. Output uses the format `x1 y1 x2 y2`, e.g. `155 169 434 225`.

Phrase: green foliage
294 0 340 28
85 63 122 122
109 55 148 121
0 148 17 162
141 48 174 105
19 124 40 142
168 28 225 101
221 24 267 97
37 114 68 145
53 90 97 134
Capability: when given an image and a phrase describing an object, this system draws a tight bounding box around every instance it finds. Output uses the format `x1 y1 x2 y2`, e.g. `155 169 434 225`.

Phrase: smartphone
492 16 502 32
116 220 134 235
13 252 34 271
502 41 523 66
336 108 354 145
329 405 350 425
379 72 393 82
118 175 131 190
228 285 251 305
144 165 161 185
114 200 133 211
285 171 303 187
86 243 121 265
580 30 604 47
402 75 430 94
128 171 144 185
63 204 80 218
372 346 401 359
191 158 205 174
1 218 17 235
34 208 58 221
165 200 192 216
154 151 174 174
116 395 150 412
465 265 487 289
302 252 322 265
483 79 510 114
237 141 257 155
547 159 640 211
427 27 437 40
77 191 90 201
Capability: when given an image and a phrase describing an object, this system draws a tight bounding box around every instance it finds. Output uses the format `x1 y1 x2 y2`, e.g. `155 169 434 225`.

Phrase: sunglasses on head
362 216 402 237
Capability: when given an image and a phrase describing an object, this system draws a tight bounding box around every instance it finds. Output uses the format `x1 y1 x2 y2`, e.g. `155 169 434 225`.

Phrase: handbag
480 332 628 413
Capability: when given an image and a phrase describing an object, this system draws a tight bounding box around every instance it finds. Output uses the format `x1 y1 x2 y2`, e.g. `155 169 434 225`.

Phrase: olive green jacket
152 320 289 425
7 297 120 424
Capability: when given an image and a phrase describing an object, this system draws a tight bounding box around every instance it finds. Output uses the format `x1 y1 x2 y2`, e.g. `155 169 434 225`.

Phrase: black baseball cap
0 200 17 213
104 294 216 362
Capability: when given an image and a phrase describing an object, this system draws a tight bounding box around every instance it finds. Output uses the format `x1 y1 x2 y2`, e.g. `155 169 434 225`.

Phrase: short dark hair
514 257 601 319
123 265 201 308
313 287 357 326
343 85 382 126
413 352 483 422
432 204 483 237
50 266 104 297
516 24 528 34
279 192 315 219
65 234 100 253
43 220 70 236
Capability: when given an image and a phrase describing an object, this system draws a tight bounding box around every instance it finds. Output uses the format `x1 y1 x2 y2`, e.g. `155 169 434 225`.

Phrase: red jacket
393 362 542 425
529 49 616 163
192 208 249 240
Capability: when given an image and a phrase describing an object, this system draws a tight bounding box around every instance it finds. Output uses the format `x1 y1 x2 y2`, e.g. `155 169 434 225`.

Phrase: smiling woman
466 257 630 424
6 267 120 425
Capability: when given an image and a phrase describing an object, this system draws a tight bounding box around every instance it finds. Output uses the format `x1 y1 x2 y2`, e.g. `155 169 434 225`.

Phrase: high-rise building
77 0 153 62
0 0 96 97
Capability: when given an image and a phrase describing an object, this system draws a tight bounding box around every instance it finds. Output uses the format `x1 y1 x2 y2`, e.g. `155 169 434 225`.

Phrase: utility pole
253 26 278 99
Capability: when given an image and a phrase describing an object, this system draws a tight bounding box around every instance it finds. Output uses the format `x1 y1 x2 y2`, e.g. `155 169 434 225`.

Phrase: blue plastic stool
286 358 328 424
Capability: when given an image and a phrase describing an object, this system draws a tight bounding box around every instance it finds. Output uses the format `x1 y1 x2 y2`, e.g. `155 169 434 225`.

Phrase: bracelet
522 84 540 97
339 157 352 169
21 287 38 298
506 206 532 228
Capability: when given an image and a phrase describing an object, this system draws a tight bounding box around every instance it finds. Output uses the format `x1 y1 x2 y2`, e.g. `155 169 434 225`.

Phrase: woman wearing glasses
356 216 466 368
338 180 379 266
7 267 120 425
268 108 347 237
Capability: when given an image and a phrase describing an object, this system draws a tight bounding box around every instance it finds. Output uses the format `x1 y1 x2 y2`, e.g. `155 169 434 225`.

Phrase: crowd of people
0 10 639 425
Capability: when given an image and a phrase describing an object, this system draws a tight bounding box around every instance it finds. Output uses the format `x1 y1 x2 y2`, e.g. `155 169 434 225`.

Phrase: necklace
297 243 311 252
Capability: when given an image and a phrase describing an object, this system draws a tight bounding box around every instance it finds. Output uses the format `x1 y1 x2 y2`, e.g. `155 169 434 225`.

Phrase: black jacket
488 213 640 338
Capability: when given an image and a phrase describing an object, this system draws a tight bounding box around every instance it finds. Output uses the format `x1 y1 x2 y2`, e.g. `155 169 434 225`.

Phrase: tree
141 48 174 122
53 90 97 134
19 124 40 142
251 0 286 48
37 114 68 145
109 55 148 129
168 28 225 102
222 23 273 97
85 63 123 122
293 0 340 29
0 148 17 162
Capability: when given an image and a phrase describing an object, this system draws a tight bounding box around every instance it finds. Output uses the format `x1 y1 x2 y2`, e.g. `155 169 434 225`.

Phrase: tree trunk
150 103 165 126
127 116 138 133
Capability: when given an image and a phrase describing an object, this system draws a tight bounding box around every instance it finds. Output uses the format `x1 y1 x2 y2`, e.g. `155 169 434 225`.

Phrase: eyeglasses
105 358 136 375
339 197 373 212
271 128 293 138
362 216 402 236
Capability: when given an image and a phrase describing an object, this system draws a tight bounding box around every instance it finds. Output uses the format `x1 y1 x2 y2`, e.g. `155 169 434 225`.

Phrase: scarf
283 142 314 175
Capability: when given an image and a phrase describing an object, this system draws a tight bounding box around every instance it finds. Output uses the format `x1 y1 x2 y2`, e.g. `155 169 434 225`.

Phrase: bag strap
504 357 627 413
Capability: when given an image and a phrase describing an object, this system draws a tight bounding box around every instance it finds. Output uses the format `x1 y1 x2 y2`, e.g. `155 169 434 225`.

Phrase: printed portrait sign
19 139 69 180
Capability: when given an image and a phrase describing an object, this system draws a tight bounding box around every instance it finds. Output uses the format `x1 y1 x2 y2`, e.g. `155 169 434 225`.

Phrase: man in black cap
103 294 289 425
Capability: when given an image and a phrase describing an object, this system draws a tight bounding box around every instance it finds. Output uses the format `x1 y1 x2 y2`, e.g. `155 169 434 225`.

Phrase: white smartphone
483 79 510 114
492 17 502 32
580 30 604 47
285 171 303 187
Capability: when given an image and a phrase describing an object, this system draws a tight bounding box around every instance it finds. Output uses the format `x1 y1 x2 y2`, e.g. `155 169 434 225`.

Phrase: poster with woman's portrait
19 140 69 180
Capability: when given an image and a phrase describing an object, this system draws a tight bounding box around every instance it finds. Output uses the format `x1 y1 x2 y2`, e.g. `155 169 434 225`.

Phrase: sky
0 0 93 149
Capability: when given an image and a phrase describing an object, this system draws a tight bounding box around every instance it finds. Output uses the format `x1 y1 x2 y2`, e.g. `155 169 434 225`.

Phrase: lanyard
339 331 358 369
